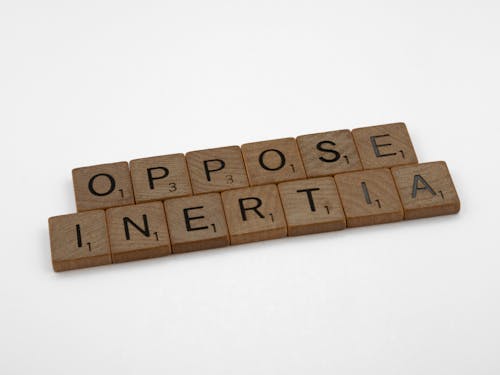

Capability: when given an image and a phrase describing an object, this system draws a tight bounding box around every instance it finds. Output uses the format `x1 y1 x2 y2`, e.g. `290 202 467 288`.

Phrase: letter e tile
352 123 418 169
164 193 230 253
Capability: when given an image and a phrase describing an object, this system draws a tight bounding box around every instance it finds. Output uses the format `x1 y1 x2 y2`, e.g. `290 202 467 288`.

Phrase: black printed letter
296 188 320 212
147 167 169 190
238 197 265 221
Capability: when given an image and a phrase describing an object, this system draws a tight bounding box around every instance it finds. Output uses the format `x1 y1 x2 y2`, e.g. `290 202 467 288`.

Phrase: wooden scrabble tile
391 161 460 220
352 122 418 169
241 138 306 186
221 184 287 245
334 169 403 227
73 162 135 212
106 202 171 263
130 153 192 203
296 130 363 177
48 210 111 272
278 177 346 236
186 146 249 194
164 193 229 253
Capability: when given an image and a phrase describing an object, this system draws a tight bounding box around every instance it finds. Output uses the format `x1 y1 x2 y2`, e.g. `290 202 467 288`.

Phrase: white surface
1 1 499 374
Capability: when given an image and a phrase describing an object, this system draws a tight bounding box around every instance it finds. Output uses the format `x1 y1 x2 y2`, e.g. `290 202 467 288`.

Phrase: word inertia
48 123 460 272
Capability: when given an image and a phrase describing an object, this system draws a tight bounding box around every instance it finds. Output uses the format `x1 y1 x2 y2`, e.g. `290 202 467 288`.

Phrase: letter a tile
106 202 171 263
48 210 111 272
352 123 418 169
221 184 287 245
334 169 403 227
164 193 229 253
391 161 460 219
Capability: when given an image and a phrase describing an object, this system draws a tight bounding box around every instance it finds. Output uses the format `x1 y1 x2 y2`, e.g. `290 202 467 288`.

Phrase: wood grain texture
221 184 287 245
106 202 171 263
73 162 135 211
334 168 403 227
164 193 229 253
186 146 249 194
391 161 460 219
241 138 306 186
352 123 418 169
130 153 192 203
48 210 111 272
278 177 346 236
296 130 363 177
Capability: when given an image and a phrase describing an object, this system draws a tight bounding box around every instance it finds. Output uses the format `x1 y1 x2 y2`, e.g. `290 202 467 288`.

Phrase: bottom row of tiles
49 161 460 271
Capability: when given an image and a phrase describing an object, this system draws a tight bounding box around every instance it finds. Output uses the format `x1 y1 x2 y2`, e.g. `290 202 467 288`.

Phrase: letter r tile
391 161 460 219
352 123 418 169
221 184 287 245
73 162 135 211
164 193 229 253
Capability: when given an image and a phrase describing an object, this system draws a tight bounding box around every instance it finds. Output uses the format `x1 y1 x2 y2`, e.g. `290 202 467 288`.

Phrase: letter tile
48 210 111 271
106 202 171 263
130 153 192 203
391 161 460 219
296 130 362 177
241 138 306 185
278 177 346 236
221 184 287 244
352 123 418 169
186 146 249 194
164 193 229 253
73 162 135 211
334 169 403 227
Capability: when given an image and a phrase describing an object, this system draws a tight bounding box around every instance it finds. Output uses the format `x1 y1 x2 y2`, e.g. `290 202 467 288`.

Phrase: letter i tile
334 169 404 227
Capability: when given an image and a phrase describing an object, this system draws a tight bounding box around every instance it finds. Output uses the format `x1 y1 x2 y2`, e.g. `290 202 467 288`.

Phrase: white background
1 1 499 374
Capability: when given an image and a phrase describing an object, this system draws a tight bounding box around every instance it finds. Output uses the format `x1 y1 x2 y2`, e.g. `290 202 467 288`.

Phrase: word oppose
48 123 460 272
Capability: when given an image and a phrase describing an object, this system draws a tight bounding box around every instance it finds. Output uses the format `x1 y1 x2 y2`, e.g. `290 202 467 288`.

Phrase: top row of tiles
73 122 418 211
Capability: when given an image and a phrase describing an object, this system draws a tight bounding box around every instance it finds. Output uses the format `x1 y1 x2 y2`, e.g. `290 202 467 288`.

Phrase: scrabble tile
130 153 192 203
296 130 363 177
391 161 460 220
241 138 306 186
164 193 229 253
106 202 171 263
73 162 135 212
221 184 287 245
278 177 346 236
334 169 403 227
352 122 418 169
48 210 111 272
186 146 249 194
